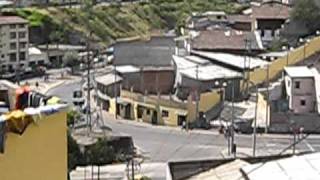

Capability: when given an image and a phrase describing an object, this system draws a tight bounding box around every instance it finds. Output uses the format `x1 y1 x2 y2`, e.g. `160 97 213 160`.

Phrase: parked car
72 90 85 107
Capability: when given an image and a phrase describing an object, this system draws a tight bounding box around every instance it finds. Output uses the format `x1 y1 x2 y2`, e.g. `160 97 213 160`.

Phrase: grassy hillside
6 0 244 46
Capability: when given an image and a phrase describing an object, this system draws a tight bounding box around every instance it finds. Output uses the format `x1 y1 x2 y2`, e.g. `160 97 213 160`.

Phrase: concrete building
28 47 49 68
268 66 320 133
0 16 29 73
251 1 291 46
112 36 176 95
284 66 318 114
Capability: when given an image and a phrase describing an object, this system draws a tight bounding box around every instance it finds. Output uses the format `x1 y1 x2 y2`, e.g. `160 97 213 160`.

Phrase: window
146 109 150 115
10 43 16 50
261 30 265 37
20 42 27 49
300 100 306 106
9 24 16 29
19 52 26 61
1 54 4 58
29 61 36 67
9 53 16 62
18 32 26 39
162 110 169 117
295 81 300 89
38 60 44 65
19 24 25 28
10 32 16 39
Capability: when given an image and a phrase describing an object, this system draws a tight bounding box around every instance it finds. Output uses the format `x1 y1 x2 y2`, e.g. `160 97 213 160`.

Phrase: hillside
3 0 245 47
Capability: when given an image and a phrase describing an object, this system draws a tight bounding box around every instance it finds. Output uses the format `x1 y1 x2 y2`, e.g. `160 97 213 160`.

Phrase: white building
0 16 29 73
28 47 49 68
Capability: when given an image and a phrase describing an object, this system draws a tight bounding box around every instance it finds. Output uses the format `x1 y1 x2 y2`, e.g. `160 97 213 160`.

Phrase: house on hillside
268 66 320 133
184 11 229 33
251 1 291 46
191 29 264 56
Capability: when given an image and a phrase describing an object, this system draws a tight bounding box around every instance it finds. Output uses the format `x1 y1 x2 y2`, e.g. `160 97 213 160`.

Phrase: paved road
48 82 320 163
47 81 83 103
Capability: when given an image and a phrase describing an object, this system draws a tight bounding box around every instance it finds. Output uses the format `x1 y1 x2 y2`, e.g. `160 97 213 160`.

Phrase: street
48 81 320 163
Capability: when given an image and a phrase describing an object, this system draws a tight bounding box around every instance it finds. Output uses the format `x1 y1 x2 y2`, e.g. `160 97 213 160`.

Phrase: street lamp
299 38 310 64
282 45 291 66
215 79 236 157
249 81 259 157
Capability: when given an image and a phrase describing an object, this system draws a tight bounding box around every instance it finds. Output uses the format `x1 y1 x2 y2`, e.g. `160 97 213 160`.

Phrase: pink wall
291 78 316 113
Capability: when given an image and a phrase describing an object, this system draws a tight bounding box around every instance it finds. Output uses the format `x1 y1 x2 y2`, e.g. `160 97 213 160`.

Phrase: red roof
0 16 28 25
192 29 262 51
252 2 291 20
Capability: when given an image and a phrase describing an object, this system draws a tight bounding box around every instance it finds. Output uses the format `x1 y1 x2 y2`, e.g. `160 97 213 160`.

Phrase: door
152 111 158 125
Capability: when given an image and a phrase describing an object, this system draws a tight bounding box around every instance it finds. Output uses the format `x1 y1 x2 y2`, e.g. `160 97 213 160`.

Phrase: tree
291 0 320 33
67 132 82 179
86 138 115 179
63 51 80 74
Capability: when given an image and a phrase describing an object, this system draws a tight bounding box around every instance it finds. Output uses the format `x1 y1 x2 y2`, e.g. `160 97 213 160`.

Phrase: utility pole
86 32 92 133
291 124 298 155
265 64 269 133
114 65 118 119
16 30 20 85
195 65 200 125
131 157 135 180
252 83 258 157
231 79 235 158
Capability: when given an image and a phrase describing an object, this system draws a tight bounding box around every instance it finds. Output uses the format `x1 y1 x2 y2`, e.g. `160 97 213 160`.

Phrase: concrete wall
270 112 320 133
121 70 175 95
250 36 320 86
0 111 67 180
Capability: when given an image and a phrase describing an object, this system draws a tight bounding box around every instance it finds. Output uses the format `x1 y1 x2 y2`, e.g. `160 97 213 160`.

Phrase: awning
116 99 130 106
137 102 156 110
175 110 188 116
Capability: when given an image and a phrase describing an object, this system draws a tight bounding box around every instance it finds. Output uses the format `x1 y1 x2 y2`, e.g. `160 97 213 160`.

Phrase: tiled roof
0 16 28 25
252 1 291 19
192 29 262 51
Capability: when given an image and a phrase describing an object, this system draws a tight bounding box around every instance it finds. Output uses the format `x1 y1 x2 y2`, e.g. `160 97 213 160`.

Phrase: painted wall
291 77 316 113
250 36 320 86
0 111 67 180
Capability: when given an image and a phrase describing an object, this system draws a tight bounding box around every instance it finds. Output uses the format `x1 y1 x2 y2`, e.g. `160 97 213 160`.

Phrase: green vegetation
63 51 80 74
8 0 243 46
291 0 320 33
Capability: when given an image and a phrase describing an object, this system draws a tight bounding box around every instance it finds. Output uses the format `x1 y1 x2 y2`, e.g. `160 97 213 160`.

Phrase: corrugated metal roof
242 153 320 180
173 55 242 81
284 66 314 78
192 51 269 70
188 159 249 180
95 73 122 86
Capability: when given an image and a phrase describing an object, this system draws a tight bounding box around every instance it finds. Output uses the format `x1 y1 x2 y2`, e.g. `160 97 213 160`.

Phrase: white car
72 90 85 107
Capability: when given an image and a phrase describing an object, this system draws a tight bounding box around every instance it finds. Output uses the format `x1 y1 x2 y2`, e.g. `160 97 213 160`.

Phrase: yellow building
0 80 68 180
0 109 68 180
106 89 221 126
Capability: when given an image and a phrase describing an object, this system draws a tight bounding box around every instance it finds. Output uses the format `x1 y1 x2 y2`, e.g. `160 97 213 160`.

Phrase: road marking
304 140 315 152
